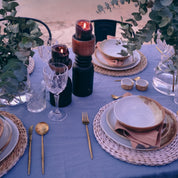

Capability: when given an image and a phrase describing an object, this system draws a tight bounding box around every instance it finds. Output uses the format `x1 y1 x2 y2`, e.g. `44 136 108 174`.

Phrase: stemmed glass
43 63 68 121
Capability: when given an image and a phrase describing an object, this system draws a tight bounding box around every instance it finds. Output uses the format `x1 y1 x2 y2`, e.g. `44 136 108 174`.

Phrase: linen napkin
115 121 163 149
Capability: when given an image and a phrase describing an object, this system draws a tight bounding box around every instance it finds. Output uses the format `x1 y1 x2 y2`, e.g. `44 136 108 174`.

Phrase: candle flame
83 22 86 29
78 20 91 31
60 48 64 53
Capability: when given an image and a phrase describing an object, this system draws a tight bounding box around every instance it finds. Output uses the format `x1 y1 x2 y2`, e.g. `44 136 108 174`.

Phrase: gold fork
82 112 93 160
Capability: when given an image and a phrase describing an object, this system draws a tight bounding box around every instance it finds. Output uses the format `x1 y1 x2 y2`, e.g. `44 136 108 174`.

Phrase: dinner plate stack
92 39 141 71
93 95 178 165
0 116 19 162
99 95 177 150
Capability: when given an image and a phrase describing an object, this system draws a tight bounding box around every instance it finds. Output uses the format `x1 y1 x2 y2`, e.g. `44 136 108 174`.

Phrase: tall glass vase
152 46 178 96
0 68 31 106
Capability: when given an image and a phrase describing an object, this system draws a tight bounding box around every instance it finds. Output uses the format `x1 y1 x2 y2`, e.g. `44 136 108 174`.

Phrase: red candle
52 44 69 61
75 19 92 41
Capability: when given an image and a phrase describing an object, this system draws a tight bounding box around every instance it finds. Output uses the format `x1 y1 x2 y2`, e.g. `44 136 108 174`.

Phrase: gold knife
28 125 33 175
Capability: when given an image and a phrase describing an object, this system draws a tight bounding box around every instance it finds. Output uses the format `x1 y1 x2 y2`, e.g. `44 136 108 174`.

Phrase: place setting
0 111 27 177
92 37 148 77
93 94 178 166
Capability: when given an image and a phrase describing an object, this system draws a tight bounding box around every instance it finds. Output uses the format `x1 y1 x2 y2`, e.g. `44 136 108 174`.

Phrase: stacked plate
99 95 177 150
0 115 19 162
93 39 141 71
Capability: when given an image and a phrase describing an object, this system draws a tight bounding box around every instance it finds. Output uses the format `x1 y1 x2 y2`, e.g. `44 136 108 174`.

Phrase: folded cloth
115 121 163 149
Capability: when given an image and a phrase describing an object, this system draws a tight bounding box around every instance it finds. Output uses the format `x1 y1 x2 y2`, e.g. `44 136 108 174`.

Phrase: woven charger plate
93 101 178 166
0 111 27 177
93 51 147 76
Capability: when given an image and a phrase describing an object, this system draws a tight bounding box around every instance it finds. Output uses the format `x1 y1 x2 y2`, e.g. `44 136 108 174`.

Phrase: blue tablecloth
2 44 178 178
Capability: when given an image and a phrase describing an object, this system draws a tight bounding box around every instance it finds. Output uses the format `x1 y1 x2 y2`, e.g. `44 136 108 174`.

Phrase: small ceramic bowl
114 95 165 132
136 79 149 91
121 78 134 90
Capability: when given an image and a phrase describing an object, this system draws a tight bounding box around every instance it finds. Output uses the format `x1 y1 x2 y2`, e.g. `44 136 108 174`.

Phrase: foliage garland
0 0 44 102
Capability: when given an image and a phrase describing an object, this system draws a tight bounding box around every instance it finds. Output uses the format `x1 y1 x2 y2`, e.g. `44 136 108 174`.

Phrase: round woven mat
93 101 178 166
0 111 27 177
93 51 147 76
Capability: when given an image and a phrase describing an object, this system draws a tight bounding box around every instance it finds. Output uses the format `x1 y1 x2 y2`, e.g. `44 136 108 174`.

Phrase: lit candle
75 19 92 41
52 44 69 62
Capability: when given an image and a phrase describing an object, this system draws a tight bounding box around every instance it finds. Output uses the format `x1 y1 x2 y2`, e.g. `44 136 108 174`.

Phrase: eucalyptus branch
97 0 178 54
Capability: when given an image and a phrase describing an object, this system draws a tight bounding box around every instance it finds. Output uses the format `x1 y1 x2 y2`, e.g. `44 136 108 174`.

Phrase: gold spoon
35 122 49 175
111 92 132 100
111 94 123 100
115 76 141 82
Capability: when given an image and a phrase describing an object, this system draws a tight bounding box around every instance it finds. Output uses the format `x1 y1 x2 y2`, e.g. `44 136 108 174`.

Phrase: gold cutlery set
27 113 93 175
28 122 49 175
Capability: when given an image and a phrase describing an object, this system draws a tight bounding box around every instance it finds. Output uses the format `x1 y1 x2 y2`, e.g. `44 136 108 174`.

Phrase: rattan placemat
0 111 27 177
93 51 147 76
93 101 178 166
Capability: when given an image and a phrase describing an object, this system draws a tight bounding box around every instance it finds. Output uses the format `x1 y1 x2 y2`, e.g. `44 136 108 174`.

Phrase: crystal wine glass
43 63 68 121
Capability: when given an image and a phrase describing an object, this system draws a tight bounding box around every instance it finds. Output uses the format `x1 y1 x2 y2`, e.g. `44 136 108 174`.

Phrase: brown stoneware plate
98 39 130 60
106 106 177 150
113 95 165 132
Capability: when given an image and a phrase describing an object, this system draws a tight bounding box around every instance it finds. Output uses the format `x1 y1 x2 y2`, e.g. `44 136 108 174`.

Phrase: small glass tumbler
27 80 46 112
174 83 178 105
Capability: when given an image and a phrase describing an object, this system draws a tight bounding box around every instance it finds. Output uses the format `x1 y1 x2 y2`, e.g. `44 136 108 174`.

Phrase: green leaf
158 7 172 19
0 9 6 16
139 5 147 15
3 1 18 12
24 42 33 48
160 0 173 6
167 26 174 36
149 10 162 23
140 0 146 4
32 38 44 47
8 2 19 10
97 5 105 13
105 2 111 11
9 24 19 33
110 0 119 6
132 12 142 21
126 18 138 26
2 1 8 9
13 66 27 82
10 9 17 17
118 49 128 56
120 0 125 4
159 17 171 28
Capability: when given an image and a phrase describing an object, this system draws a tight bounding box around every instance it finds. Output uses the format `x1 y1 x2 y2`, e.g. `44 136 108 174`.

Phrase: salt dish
121 78 134 90
114 95 165 131
136 79 149 91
